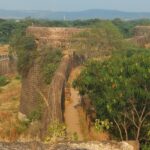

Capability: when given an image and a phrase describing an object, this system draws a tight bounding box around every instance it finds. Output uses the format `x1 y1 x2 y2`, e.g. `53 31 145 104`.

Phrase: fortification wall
134 26 150 37
0 55 9 75
27 27 83 49
0 45 17 75
19 27 84 135
19 60 43 117
130 26 150 47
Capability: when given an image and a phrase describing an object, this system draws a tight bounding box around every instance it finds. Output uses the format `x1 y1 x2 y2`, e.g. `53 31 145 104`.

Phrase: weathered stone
0 141 138 150
18 112 29 122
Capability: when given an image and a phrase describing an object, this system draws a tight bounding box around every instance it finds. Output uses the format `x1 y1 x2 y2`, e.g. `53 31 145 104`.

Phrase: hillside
1 9 150 20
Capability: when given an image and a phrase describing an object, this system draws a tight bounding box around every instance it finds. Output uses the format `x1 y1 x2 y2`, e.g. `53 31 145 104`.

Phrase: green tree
10 30 37 76
41 48 62 84
74 49 150 142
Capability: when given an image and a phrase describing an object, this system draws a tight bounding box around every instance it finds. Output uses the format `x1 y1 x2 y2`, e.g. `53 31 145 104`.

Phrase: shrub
41 48 62 84
10 30 37 77
15 120 30 134
141 144 150 150
74 49 150 141
45 120 66 142
0 76 9 86
94 119 113 132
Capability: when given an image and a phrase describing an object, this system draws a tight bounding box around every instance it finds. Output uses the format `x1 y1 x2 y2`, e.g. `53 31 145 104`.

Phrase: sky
0 0 150 12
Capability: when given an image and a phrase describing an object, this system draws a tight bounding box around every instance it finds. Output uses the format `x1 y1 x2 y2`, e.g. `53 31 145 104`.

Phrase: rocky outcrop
0 141 138 150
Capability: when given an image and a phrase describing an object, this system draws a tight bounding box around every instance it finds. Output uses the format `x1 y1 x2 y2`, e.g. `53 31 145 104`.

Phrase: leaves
74 49 150 140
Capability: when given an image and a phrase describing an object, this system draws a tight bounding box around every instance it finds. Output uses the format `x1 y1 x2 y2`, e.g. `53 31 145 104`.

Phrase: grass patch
0 76 9 87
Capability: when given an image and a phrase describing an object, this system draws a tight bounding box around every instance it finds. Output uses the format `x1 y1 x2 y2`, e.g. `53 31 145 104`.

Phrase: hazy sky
0 0 150 12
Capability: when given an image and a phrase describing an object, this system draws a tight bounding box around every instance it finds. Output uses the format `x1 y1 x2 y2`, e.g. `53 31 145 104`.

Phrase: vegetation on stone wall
112 18 150 38
45 120 66 142
73 49 150 143
2 18 150 44
0 75 9 86
41 48 63 84
27 95 45 122
71 21 135 58
10 30 37 77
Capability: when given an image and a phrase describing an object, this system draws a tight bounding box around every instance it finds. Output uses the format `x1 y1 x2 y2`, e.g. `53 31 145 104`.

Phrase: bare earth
64 67 83 141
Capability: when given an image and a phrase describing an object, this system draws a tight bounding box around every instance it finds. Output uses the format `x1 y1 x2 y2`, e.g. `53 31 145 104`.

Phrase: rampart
129 26 150 47
26 27 83 49
0 54 10 75
19 27 84 135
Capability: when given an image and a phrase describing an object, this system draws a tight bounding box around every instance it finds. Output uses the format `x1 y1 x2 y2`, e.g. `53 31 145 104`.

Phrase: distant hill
1 9 150 20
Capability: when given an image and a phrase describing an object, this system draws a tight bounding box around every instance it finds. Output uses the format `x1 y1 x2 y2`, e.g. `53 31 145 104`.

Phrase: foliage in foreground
74 49 150 142
45 120 66 143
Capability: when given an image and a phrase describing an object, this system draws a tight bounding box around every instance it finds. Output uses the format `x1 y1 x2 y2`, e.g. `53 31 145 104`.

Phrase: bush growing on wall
0 76 9 86
10 30 37 77
41 48 62 84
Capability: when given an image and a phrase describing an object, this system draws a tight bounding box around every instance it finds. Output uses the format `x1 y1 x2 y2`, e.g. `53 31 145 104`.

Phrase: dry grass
78 107 110 141
0 75 21 141
0 44 9 55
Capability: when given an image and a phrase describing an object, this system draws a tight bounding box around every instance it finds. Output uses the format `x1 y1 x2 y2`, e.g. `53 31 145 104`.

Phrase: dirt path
64 67 83 141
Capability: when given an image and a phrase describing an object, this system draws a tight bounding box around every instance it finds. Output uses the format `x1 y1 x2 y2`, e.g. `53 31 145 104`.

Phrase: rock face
0 141 138 150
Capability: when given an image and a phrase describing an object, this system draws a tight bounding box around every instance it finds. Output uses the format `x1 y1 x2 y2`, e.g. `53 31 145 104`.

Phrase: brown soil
64 66 110 142
64 67 83 141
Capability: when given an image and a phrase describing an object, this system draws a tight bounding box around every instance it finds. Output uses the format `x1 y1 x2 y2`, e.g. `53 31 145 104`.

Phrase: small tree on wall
73 49 150 142
10 30 37 77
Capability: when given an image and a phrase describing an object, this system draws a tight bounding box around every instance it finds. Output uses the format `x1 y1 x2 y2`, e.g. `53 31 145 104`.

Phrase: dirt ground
64 66 109 141
64 67 84 141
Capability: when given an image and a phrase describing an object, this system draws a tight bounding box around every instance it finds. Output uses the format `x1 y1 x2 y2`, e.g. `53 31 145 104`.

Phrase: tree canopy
73 49 150 142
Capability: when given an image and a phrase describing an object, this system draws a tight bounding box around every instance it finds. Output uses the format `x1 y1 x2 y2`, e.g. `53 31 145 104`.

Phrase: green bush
0 76 9 86
16 120 30 134
10 31 37 77
71 21 131 57
41 48 62 84
74 49 150 141
94 119 113 132
45 120 66 142
141 144 150 150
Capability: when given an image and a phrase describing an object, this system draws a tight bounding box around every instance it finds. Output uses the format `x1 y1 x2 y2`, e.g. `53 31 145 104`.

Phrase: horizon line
0 8 150 13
